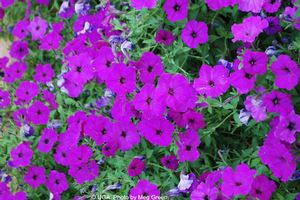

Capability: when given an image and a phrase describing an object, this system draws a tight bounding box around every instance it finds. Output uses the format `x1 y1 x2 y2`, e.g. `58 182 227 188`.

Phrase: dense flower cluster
0 0 299 199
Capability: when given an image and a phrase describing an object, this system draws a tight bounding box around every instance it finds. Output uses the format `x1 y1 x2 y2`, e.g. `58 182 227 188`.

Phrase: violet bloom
130 180 160 199
193 64 230 98
262 90 294 116
230 68 256 94
113 121 140 151
128 158 145 177
131 0 157 10
133 84 166 118
0 89 11 108
273 112 300 143
12 19 29 40
191 182 219 200
69 160 99 185
243 50 268 75
10 142 33 167
264 17 282 35
43 90 58 109
270 54 300 90
39 32 63 51
0 56 8 69
24 166 46 189
15 81 39 103
205 0 237 11
155 73 197 112
13 108 29 127
244 95 267 122
68 145 93 166
138 52 163 84
46 170 68 194
221 163 256 197
0 0 14 8
182 110 206 130
59 1 75 19
155 29 175 46
258 131 296 182
176 129 201 162
111 96 136 122
93 46 115 81
161 155 179 171
263 0 281 13
238 0 264 13
138 116 174 147
33 64 55 83
28 16 48 40
232 16 268 43
164 0 188 22
37 128 58 153
3 61 27 83
9 41 29 60
249 175 276 200
181 20 208 49
105 63 136 95
28 100 51 125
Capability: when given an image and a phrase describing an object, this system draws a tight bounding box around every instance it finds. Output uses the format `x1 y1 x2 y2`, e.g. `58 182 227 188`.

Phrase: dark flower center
19 48 23 53
44 139 49 144
156 129 162 135
272 97 279 105
55 179 60 185
245 73 252 79
235 182 242 186
18 153 23 158
42 73 47 77
101 129 107 135
146 97 152 105
168 88 174 96
188 119 195 124
120 77 126 84
76 66 82 72
185 145 192 151
121 131 127 138
270 0 276 4
287 122 295 131
166 160 171 164
106 60 111 67
130 165 136 170
256 189 262 194
249 58 256 66
204 196 209 200
173 4 180 11
147 65 153 73
104 146 110 151
36 26 40 31
209 80 215 87
62 152 66 158
191 31 197 38
284 67 290 73
33 175 38 180
37 110 42 115
142 192 148 197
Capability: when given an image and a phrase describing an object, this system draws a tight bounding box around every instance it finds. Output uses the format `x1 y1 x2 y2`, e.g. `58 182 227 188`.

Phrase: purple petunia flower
0 0 14 8
270 54 300 90
28 100 51 125
182 110 206 130
249 174 277 200
242 50 268 75
15 81 39 103
238 0 264 13
10 142 33 167
59 1 75 19
93 46 115 81
12 19 29 40
3 61 27 83
0 89 11 108
161 155 179 171
138 52 163 84
33 64 55 84
264 16 282 35
244 95 267 122
193 64 230 98
68 160 99 185
138 116 174 147
9 41 29 60
181 20 208 49
68 145 93 166
131 0 157 10
43 90 58 109
221 163 256 197
191 182 219 200
24 166 47 189
164 0 188 22
263 0 281 13
155 29 175 46
130 180 160 199
37 128 58 153
13 108 29 127
28 16 48 40
176 129 201 162
113 121 140 151
128 158 145 177
46 170 68 194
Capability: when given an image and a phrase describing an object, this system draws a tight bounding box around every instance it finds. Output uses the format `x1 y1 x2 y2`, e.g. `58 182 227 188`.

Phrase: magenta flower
155 29 175 46
155 73 197 112
93 46 115 81
160 155 179 171
258 131 296 182
221 163 256 197
130 180 160 199
39 32 63 51
176 129 201 162
106 63 136 95
111 96 136 123
164 0 188 22
270 55 300 90
37 128 58 153
9 41 29 60
15 81 39 103
3 61 27 83
0 89 11 108
181 20 208 48
244 95 267 122
191 182 219 200
138 116 174 147
133 84 165 118
102 139 119 157
46 170 68 194
183 110 206 130
24 166 46 189
68 145 93 166
12 19 29 40
263 0 281 13
205 0 237 11
28 100 51 125
249 175 276 200
42 90 58 109
128 158 145 177
273 113 300 143
114 121 140 151
0 56 8 69
138 52 163 84
238 0 264 13
0 0 14 8
28 16 48 40
243 50 268 75
264 16 282 35
10 142 33 167
33 64 55 83
53 144 72 166
131 0 157 10
13 108 29 127
68 160 99 184
193 64 230 98
232 16 268 43
262 90 293 116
